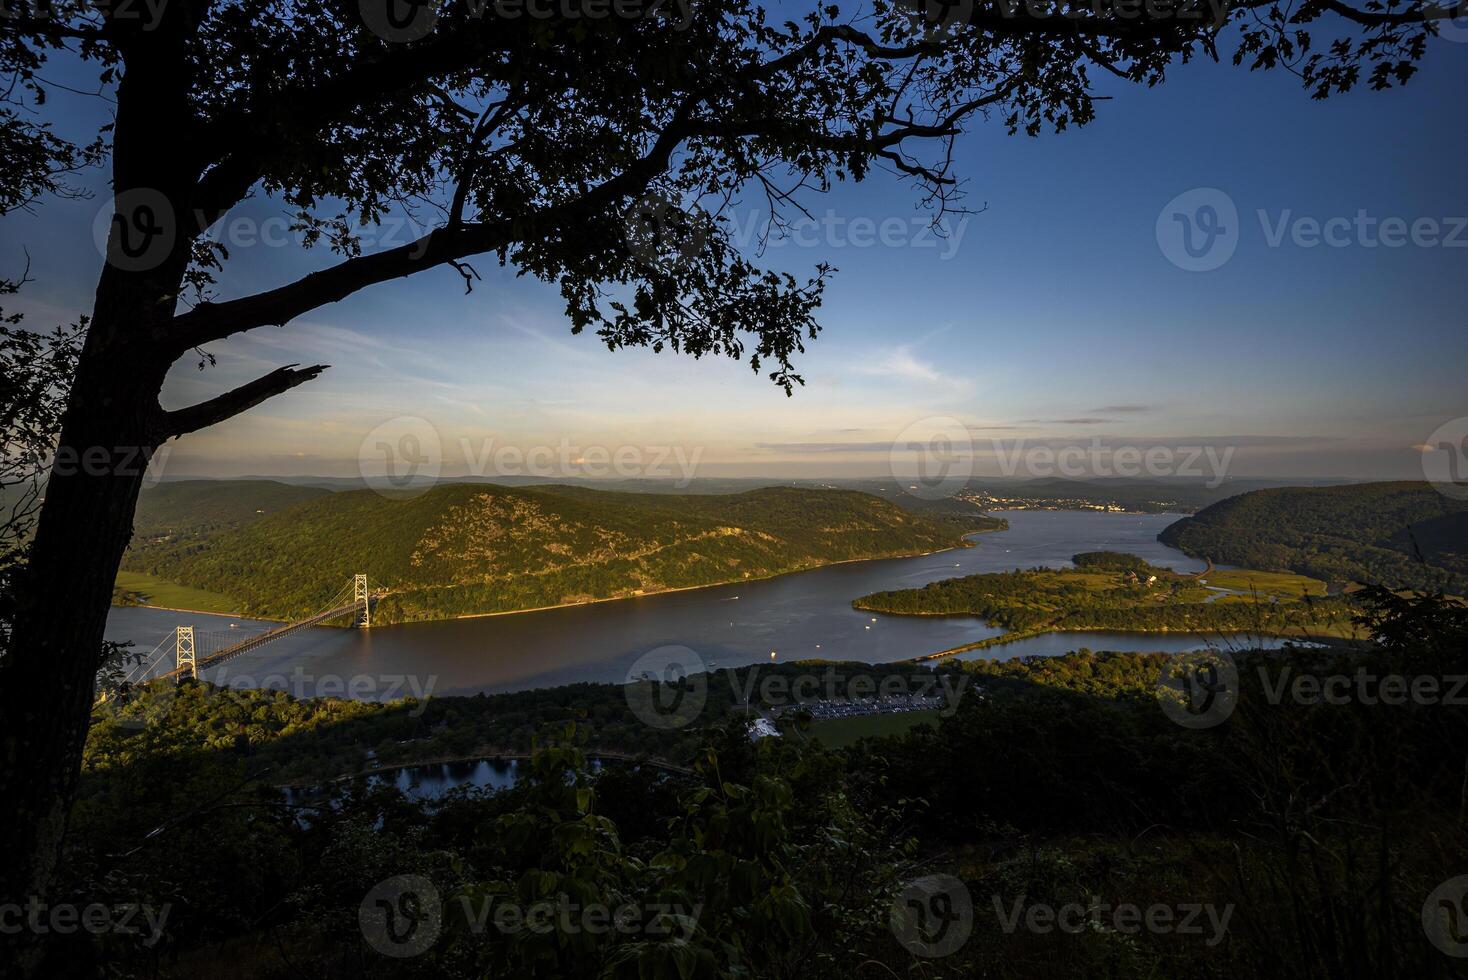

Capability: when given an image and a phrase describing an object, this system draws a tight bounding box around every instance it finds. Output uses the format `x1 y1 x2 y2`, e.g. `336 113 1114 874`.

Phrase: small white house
748 717 780 740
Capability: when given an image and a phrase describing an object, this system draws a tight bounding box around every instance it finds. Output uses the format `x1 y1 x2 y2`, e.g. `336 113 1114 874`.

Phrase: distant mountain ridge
1158 481 1468 591
121 482 983 623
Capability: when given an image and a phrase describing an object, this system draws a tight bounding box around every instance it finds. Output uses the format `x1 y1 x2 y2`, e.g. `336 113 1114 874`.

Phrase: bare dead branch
158 363 329 437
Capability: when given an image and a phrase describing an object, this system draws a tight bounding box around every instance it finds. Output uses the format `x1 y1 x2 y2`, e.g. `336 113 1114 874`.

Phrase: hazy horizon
142 468 1382 487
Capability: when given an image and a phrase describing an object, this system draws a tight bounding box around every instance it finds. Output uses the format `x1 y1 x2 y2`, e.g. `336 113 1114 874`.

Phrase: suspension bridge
95 574 377 705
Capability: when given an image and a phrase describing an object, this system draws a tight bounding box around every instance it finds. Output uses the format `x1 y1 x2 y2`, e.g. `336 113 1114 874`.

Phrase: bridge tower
354 574 371 629
175 626 197 679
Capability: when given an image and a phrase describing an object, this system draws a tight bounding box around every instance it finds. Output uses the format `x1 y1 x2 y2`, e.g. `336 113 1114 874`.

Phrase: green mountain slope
1158 481 1468 591
125 479 332 568
124 483 974 623
132 479 331 529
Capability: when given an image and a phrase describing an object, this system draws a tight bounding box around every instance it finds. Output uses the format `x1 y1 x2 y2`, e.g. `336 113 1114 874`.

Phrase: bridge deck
94 579 378 710
155 601 359 681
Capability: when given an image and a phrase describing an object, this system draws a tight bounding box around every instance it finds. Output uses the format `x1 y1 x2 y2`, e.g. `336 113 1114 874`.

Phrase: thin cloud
1016 417 1113 425
852 346 941 383
973 434 1344 450
753 441 897 454
846 344 973 397
499 314 597 362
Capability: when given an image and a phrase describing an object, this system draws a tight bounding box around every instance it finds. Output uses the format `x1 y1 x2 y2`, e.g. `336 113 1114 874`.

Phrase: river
104 509 1255 700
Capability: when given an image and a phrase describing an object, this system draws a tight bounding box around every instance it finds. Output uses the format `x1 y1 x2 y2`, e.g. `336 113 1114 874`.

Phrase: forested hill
131 479 330 533
124 479 331 569
121 483 979 623
1158 481 1468 591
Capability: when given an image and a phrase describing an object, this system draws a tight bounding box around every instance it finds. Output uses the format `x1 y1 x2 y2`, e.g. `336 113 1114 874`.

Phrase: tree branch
158 363 329 437
1315 0 1465 27
170 64 1005 352
170 222 513 349
193 25 517 164
170 95 702 350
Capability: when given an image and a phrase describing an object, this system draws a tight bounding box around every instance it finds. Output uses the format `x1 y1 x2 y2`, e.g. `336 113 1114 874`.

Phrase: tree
0 0 1456 950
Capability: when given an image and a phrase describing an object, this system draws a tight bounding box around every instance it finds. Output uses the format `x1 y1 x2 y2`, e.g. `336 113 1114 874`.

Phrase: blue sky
4 29 1466 483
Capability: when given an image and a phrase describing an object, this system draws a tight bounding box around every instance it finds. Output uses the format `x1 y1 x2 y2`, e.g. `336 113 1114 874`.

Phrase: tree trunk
0 18 212 972
0 291 169 971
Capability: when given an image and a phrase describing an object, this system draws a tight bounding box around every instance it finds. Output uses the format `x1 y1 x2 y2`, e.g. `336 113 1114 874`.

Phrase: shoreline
990 509 1187 517
912 626 1283 662
114 524 1005 628
110 600 273 621
913 621 1358 662
447 537 987 622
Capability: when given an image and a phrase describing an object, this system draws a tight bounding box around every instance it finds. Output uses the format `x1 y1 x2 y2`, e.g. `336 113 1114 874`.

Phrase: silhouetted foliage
1352 582 1468 656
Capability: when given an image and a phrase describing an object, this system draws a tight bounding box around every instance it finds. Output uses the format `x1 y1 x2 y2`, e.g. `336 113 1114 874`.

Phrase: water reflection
388 758 521 798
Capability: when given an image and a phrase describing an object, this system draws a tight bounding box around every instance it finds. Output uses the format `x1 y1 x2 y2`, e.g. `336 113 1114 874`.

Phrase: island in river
853 551 1362 656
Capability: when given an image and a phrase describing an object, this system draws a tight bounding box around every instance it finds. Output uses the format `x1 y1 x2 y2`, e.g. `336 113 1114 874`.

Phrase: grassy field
1202 567 1327 600
808 709 942 749
113 571 240 614
1199 568 1366 637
